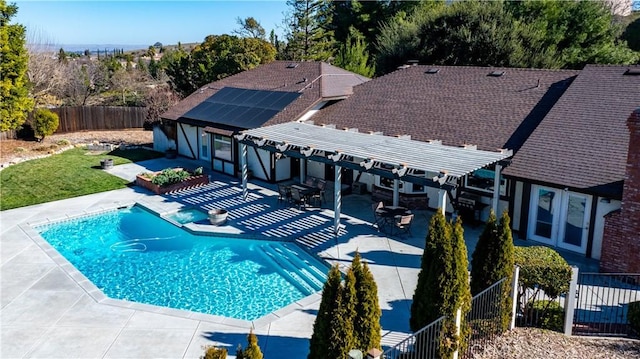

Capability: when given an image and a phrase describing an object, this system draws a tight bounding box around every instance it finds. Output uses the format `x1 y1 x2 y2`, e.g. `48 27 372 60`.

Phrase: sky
13 1 290 47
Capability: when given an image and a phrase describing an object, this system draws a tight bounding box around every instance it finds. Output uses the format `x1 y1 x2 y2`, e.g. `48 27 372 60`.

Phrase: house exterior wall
601 109 640 273
152 126 174 153
177 124 197 159
275 157 291 182
512 181 524 232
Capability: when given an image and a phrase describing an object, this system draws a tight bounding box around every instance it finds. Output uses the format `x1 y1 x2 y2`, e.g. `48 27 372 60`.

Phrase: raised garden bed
136 167 209 194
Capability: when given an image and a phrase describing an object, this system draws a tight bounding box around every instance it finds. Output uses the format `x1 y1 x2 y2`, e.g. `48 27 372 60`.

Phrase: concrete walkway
1 157 598 358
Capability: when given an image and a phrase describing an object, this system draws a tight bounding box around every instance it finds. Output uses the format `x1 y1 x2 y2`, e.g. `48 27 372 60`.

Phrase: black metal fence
573 273 640 337
382 316 446 359
464 277 510 358
515 286 566 331
382 277 511 359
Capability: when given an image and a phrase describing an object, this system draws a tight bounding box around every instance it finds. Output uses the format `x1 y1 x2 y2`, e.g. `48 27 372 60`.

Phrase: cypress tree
410 210 454 331
242 329 263 359
470 210 499 295
470 210 515 331
308 264 342 359
352 252 381 352
328 269 356 358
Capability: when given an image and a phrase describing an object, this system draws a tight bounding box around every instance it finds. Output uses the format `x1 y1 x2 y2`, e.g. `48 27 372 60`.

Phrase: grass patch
0 147 164 210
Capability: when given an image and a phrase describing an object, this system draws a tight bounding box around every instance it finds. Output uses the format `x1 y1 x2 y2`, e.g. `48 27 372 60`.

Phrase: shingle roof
161 61 369 129
309 65 579 152
505 65 640 196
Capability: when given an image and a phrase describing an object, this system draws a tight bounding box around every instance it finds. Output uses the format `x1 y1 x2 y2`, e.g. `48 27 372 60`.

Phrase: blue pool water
36 206 328 321
164 208 208 224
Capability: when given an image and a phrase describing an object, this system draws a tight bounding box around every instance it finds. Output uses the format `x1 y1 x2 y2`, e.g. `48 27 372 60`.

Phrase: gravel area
473 328 640 359
1 129 153 166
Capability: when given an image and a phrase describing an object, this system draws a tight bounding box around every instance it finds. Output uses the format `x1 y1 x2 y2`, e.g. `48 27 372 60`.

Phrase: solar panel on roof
182 87 301 129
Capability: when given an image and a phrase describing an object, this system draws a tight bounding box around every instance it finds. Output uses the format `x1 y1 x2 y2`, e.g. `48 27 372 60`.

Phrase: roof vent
624 68 640 76
407 60 419 66
488 70 505 77
286 63 299 69
425 68 439 74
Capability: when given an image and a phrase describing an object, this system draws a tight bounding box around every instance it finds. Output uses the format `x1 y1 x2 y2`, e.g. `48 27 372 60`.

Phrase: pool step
278 243 328 284
265 243 325 291
258 243 324 294
257 245 316 295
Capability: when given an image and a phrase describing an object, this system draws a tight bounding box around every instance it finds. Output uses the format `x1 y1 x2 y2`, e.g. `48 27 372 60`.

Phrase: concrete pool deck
1 157 598 358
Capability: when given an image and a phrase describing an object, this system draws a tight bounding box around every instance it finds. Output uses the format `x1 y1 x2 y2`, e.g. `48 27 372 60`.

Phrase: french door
528 185 591 254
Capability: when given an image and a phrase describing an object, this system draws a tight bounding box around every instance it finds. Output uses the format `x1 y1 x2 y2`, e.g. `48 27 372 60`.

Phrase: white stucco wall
177 124 197 159
152 126 174 153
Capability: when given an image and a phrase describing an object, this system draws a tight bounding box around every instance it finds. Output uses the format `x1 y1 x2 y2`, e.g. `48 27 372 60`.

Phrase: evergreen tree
0 0 34 131
334 26 374 77
352 252 381 352
470 210 515 331
242 329 263 359
328 269 356 359
410 210 454 331
283 0 335 61
308 264 342 359
58 48 67 64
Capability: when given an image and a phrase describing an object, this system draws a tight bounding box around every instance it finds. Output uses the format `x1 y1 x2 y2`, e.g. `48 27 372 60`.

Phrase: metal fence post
453 308 462 359
510 266 520 330
563 266 579 336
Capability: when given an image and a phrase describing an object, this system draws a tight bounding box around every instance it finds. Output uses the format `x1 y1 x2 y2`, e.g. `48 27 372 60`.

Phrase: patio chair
277 184 291 204
305 177 316 187
290 187 307 210
310 180 326 207
393 214 414 237
371 201 386 230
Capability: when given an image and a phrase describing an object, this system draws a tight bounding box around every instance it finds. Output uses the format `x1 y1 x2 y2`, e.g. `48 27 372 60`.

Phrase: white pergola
236 122 512 236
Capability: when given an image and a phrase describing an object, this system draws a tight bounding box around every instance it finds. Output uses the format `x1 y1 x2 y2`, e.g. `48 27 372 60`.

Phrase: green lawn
0 147 164 210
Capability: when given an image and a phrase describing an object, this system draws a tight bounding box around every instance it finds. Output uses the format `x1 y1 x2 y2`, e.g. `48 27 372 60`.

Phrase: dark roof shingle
505 65 640 196
309 65 578 152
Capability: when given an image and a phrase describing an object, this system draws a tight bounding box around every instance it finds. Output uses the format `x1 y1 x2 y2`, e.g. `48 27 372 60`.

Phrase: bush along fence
383 270 517 359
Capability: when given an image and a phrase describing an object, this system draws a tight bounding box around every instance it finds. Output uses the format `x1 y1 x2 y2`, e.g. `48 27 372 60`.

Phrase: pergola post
393 179 400 206
437 189 447 215
334 165 342 236
240 143 248 200
492 163 502 214
300 159 307 184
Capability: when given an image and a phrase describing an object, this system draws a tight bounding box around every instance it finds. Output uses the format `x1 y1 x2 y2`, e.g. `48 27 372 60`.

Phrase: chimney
601 108 640 273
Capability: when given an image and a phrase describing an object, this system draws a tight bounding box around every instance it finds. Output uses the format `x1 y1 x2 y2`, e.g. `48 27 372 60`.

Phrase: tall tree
352 252 382 352
242 329 263 359
308 264 342 359
334 26 374 77
282 0 335 61
0 0 34 131
233 16 266 39
328 268 356 359
410 211 472 358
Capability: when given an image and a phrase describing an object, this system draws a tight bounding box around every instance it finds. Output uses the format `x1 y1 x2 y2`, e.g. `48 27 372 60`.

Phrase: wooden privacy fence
53 106 147 133
0 106 148 139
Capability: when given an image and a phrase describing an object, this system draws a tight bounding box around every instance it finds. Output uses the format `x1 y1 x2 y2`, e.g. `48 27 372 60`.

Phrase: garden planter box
135 172 209 194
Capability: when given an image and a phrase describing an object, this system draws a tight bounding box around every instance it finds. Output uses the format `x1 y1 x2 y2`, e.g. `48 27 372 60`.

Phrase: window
465 168 506 195
213 134 232 161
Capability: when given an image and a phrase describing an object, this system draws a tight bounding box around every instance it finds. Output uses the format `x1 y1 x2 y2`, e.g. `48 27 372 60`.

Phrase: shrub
200 345 227 359
242 329 263 359
150 168 191 186
56 139 71 146
526 300 564 332
32 108 59 141
193 166 203 175
628 301 640 336
352 252 382 352
514 246 571 298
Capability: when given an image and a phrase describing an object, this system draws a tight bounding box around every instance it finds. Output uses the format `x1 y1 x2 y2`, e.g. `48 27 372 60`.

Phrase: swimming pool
36 205 328 321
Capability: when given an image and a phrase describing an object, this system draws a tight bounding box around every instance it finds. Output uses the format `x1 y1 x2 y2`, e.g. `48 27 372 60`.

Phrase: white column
240 143 248 200
334 165 342 236
438 189 447 215
392 179 400 207
300 159 307 184
492 163 502 215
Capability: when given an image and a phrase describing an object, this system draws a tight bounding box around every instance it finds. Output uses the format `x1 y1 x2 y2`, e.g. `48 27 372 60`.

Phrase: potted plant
100 158 114 169
208 209 228 226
